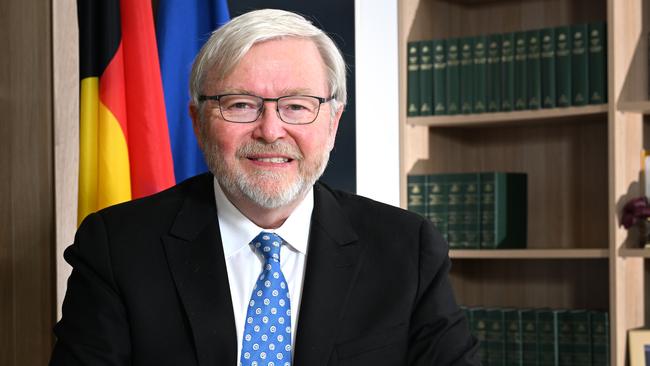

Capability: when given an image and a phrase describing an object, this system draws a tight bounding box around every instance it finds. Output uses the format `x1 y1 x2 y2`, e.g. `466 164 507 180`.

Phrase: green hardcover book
521 309 538 366
555 26 572 107
419 41 434 115
486 308 507 366
501 33 515 111
427 174 448 241
527 30 542 109
473 35 488 113
460 37 474 114
479 172 527 249
571 310 592 366
433 39 447 115
471 308 489 365
447 38 461 115
447 173 466 249
505 309 523 366
407 174 427 218
541 28 556 108
487 34 502 112
588 22 607 104
538 309 562 366
557 311 574 366
463 173 480 249
591 311 609 366
571 24 589 105
407 41 420 116
514 31 528 110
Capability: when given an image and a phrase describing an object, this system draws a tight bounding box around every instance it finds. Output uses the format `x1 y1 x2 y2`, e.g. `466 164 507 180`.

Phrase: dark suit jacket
51 173 479 366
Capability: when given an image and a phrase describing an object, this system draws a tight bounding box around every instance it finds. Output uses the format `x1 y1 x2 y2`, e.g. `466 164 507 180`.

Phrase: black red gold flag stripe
77 0 175 224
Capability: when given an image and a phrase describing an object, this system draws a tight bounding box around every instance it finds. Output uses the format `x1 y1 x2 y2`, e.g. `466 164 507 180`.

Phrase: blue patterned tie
241 232 292 366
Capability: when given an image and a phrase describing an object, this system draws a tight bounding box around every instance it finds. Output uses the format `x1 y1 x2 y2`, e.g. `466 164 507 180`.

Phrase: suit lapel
293 183 362 366
162 174 238 366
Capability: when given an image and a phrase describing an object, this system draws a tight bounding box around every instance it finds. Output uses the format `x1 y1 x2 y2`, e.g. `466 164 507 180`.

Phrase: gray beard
200 135 330 209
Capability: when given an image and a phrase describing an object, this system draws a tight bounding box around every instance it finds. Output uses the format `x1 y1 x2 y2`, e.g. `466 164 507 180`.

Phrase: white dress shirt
213 178 312 363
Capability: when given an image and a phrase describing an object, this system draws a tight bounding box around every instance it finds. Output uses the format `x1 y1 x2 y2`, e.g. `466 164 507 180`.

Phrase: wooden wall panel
0 0 56 365
53 0 78 320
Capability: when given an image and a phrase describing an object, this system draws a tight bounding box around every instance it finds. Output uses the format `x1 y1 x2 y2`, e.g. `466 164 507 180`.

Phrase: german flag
77 0 175 224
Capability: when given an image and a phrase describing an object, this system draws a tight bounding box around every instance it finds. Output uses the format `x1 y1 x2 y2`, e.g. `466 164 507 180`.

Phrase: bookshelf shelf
619 248 650 257
450 248 609 259
619 101 650 114
407 104 608 127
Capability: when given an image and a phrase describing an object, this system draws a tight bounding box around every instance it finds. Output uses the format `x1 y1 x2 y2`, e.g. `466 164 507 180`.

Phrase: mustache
235 140 304 160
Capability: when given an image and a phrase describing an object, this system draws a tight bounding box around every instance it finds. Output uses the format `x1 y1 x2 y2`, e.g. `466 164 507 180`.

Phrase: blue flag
157 0 230 183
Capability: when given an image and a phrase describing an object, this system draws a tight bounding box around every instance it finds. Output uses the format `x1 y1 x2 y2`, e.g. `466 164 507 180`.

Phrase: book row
407 172 527 249
407 22 607 117
462 307 609 366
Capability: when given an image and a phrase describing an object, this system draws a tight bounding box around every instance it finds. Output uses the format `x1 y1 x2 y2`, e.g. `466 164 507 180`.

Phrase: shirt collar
213 177 313 258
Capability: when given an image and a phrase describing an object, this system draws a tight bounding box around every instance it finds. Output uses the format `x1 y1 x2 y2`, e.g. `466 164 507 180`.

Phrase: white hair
189 9 347 116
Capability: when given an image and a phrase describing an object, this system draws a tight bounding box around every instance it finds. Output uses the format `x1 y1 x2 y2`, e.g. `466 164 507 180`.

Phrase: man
51 9 479 366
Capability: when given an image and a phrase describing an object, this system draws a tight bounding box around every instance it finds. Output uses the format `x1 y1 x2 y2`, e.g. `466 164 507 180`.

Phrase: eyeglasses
198 94 334 125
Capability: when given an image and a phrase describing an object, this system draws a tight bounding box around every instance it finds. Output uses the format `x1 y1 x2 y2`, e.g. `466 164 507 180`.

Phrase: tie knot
251 231 283 263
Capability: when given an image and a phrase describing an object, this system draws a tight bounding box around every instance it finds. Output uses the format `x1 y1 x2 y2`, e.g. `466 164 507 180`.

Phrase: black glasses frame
197 93 334 125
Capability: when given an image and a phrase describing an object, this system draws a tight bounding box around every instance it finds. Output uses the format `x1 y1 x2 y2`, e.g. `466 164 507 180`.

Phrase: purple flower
621 196 650 229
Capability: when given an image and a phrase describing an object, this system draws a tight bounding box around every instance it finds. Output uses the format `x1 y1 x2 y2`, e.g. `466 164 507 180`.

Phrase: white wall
354 0 400 207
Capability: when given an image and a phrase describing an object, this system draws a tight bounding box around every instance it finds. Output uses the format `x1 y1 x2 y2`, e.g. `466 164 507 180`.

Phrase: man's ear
328 104 344 151
189 104 203 149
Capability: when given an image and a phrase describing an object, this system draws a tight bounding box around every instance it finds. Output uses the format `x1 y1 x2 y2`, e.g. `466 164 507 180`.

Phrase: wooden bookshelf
450 248 610 259
398 0 648 364
407 104 608 127
620 248 650 258
620 101 650 114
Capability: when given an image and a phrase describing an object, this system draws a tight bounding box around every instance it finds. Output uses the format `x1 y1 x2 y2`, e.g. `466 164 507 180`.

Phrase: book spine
501 33 515 111
460 37 475 114
464 173 480 249
473 35 488 113
527 30 542 109
447 38 461 115
541 28 556 108
514 31 528 110
505 309 523 366
487 34 502 112
407 41 420 116
427 174 448 241
407 174 427 218
557 311 574 366
471 308 489 366
538 309 561 366
479 172 496 248
590 311 609 366
555 26 572 107
493 172 528 248
571 24 589 105
588 22 607 104
419 40 434 115
571 310 592 366
521 310 539 366
433 39 447 115
447 173 465 249
486 308 507 366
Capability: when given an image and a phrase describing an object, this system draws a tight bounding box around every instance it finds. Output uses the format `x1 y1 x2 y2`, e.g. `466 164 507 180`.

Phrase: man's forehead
203 38 329 95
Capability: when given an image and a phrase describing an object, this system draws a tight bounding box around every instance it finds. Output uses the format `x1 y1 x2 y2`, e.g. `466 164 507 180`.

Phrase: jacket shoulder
86 173 214 234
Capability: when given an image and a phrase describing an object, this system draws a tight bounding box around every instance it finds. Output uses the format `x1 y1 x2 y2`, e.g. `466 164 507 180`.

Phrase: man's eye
285 104 308 111
233 102 254 109
225 101 257 110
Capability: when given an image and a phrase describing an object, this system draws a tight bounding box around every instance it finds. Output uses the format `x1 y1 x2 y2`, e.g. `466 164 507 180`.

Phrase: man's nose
252 102 288 143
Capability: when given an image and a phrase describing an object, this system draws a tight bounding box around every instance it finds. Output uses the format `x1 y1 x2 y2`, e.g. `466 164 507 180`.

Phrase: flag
77 0 175 224
157 0 230 183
